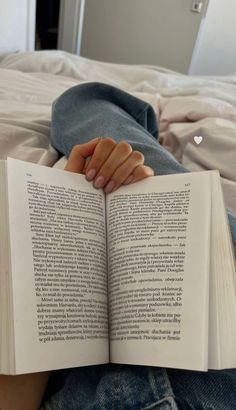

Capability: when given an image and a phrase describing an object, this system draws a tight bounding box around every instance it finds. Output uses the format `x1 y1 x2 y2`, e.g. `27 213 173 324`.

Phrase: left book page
6 158 109 374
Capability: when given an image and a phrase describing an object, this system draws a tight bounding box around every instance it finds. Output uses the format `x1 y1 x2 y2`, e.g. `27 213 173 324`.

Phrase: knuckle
132 151 144 163
101 137 116 149
134 165 146 176
134 165 153 179
71 145 81 154
118 141 132 154
146 166 155 176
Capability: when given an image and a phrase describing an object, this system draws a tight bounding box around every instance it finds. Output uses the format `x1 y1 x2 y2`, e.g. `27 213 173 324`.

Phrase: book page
208 172 236 369
7 158 108 374
107 172 211 371
0 162 14 373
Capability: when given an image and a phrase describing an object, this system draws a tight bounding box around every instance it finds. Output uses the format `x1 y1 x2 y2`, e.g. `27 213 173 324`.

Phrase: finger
103 150 144 192
85 138 117 181
82 156 92 174
128 165 155 184
93 141 133 189
65 138 100 174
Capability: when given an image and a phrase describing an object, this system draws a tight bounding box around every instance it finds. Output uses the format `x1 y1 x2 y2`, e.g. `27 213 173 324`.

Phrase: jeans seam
143 395 178 410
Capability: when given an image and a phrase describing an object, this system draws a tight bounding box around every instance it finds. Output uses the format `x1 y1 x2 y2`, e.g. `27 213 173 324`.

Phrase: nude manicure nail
104 180 115 193
94 175 105 188
86 168 96 181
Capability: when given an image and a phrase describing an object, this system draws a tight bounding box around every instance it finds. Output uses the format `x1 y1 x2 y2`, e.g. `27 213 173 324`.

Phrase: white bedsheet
0 50 235 212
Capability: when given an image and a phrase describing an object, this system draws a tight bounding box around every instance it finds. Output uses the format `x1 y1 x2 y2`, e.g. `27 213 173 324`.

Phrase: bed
0 50 235 213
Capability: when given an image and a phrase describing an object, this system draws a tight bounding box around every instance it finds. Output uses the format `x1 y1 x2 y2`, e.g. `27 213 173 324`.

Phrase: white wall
0 0 36 52
190 0 236 75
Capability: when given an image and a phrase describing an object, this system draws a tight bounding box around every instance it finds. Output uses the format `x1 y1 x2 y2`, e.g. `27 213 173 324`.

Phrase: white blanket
0 50 235 212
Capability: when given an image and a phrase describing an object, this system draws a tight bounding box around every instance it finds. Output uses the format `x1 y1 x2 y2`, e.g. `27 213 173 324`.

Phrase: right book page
107 171 211 371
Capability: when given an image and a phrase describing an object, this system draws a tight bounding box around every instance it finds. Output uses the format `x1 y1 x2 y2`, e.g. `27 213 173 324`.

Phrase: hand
65 137 154 192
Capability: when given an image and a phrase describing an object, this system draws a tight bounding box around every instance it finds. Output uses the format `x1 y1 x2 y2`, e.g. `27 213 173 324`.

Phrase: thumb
65 138 100 174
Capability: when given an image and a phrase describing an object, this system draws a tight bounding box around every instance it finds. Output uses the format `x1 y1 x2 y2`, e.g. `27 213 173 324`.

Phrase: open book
0 158 235 375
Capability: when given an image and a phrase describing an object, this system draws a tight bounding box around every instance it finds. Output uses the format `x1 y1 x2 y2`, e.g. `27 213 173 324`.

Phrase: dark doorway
36 0 61 50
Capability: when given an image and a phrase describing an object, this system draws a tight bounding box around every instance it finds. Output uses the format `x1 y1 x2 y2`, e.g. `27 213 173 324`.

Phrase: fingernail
86 168 96 181
123 175 134 185
104 180 115 193
94 175 105 189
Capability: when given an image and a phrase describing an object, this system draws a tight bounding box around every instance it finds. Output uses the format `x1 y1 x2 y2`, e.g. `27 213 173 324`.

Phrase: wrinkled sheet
0 50 235 212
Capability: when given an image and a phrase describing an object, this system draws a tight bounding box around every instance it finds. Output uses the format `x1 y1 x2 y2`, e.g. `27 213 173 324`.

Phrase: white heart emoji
194 136 203 145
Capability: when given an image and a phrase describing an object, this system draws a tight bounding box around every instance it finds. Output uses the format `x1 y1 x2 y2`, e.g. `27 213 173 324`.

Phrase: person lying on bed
1 82 236 410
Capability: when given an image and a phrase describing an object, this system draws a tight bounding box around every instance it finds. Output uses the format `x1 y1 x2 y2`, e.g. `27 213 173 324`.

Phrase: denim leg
42 365 178 410
167 368 236 409
51 82 236 255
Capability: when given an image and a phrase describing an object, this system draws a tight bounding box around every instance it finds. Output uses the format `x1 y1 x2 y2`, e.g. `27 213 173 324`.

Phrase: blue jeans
43 82 236 409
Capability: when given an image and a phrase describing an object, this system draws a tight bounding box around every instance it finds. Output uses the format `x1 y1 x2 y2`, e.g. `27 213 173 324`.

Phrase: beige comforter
0 50 235 212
